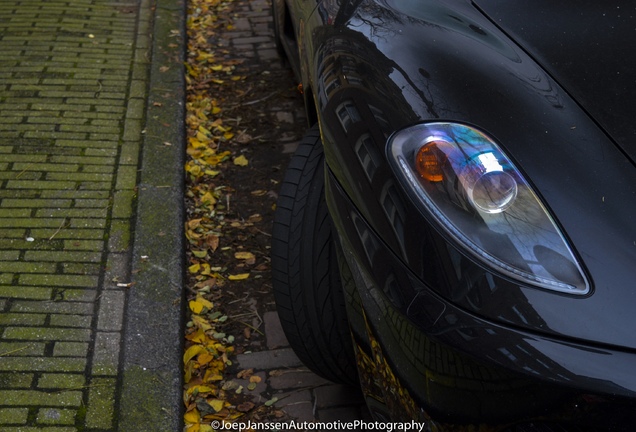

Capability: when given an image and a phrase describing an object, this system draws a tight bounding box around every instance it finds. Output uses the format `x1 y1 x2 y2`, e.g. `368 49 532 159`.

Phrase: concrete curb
119 0 187 430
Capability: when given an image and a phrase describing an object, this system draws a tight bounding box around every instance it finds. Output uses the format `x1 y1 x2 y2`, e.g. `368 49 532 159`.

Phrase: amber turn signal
415 141 447 182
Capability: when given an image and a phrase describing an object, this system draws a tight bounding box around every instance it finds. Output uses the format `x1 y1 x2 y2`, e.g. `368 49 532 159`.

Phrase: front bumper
325 168 636 430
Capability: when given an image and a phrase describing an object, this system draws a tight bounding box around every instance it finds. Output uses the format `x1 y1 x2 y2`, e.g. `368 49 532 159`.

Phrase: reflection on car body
271 0 636 430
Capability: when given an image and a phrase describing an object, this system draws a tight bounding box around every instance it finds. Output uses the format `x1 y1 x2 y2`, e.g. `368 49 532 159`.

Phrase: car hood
474 0 636 163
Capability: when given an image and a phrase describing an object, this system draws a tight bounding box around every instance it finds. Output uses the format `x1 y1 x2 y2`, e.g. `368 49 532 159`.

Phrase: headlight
388 122 590 295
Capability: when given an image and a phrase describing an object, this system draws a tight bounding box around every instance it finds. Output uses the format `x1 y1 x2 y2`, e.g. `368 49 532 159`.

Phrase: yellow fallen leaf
184 345 205 364
234 251 255 260
200 191 217 206
188 263 201 274
185 163 202 177
189 299 204 314
184 408 201 424
196 296 213 309
197 351 214 366
185 327 204 342
200 263 211 275
198 125 212 135
233 155 248 166
208 399 225 412
192 250 207 258
192 315 212 331
206 374 223 381
188 385 215 395
228 273 249 281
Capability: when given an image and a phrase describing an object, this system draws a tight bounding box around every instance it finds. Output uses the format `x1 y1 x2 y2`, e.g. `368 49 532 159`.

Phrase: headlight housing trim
389 122 590 295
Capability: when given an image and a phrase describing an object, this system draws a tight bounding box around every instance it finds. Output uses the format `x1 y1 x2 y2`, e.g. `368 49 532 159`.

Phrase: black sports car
271 1 636 430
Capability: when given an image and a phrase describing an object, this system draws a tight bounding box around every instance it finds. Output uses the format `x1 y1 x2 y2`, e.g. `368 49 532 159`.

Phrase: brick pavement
218 0 371 425
0 0 369 430
0 0 185 430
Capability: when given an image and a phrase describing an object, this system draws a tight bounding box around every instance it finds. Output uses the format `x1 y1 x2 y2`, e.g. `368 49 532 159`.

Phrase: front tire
271 125 357 385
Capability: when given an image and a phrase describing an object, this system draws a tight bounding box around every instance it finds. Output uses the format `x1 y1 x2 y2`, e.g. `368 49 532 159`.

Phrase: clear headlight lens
388 122 589 294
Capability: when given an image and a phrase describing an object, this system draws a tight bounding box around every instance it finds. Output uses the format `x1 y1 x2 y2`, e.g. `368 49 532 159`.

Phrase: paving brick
30 229 104 241
0 286 53 300
274 390 314 423
1 199 72 208
61 239 104 252
0 251 19 260
5 180 75 190
0 342 46 357
19 274 98 288
91 332 120 375
36 408 76 426
111 189 134 218
37 373 85 389
53 342 89 357
50 314 92 328
85 377 116 429
73 198 110 208
0 262 56 273
0 373 34 389
269 370 330 390
60 289 98 302
24 251 102 263
119 141 140 165
0 314 46 326
115 164 138 190
2 327 91 342
0 357 86 373
236 348 303 370
108 219 130 252
36 208 108 218
11 163 80 173
0 208 31 218
97 290 125 331
61 262 101 275
69 219 106 229
0 408 28 425
55 139 118 149
0 390 82 407
10 301 94 315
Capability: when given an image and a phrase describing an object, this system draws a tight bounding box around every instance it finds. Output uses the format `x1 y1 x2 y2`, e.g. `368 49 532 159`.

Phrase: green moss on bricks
0 408 29 424
0 389 82 406
108 220 131 252
0 373 34 389
38 373 85 389
36 408 76 425
53 342 90 357
85 378 116 429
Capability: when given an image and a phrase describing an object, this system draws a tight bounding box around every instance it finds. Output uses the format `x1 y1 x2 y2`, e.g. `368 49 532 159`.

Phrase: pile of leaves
183 0 252 430
182 0 299 430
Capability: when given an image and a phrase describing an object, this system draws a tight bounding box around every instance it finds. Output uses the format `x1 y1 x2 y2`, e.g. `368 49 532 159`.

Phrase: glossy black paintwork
327 168 636 427
475 0 636 164
277 0 636 426
296 0 636 348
